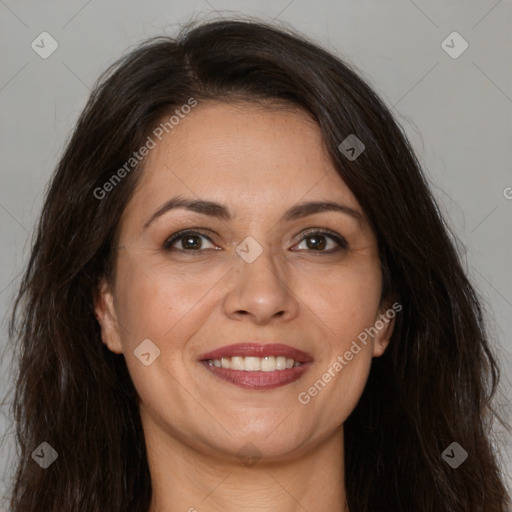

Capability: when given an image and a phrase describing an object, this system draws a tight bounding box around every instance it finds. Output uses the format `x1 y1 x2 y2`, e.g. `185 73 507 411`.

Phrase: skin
95 100 395 512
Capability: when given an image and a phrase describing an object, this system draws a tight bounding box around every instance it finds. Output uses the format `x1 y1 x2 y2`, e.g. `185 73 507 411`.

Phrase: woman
5 19 510 512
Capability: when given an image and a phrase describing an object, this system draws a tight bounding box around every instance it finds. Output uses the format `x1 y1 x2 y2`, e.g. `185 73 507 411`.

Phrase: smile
206 355 302 371
198 343 313 389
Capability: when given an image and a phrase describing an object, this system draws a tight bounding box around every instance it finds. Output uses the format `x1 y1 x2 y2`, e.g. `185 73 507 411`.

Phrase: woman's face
95 100 394 462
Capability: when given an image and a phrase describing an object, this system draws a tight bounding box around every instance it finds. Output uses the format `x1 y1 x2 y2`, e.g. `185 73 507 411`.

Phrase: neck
144 420 349 512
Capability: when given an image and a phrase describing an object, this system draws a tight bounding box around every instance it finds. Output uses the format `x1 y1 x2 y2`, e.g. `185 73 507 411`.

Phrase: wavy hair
3 18 510 511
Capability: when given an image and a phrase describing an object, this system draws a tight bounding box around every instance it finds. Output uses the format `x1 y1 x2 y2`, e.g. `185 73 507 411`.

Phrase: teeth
244 357 261 371
207 356 303 371
276 356 287 370
231 356 245 370
261 356 276 372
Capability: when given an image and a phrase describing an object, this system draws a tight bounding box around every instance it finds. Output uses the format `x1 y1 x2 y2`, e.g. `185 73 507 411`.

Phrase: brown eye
293 230 347 252
163 230 215 251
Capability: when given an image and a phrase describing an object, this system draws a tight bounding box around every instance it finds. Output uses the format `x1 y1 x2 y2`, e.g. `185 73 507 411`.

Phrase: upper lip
198 343 313 363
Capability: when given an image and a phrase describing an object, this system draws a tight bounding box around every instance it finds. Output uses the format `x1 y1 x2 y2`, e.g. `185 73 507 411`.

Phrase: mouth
198 343 313 390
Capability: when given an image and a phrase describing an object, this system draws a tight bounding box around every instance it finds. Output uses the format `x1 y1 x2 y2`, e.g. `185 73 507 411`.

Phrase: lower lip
200 361 312 390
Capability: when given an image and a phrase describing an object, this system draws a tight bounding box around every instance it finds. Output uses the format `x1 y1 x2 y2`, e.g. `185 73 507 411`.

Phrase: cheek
294 262 381 426
297 341 373 438
113 251 228 343
304 262 382 342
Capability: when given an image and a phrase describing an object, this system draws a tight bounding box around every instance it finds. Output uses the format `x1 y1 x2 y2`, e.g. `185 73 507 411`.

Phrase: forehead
124 100 363 226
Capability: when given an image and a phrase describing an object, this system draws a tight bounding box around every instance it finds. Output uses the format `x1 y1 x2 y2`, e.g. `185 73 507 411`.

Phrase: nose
222 244 300 325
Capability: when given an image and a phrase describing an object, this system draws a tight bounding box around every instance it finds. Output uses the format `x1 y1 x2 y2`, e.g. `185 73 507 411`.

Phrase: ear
94 277 123 354
372 303 397 358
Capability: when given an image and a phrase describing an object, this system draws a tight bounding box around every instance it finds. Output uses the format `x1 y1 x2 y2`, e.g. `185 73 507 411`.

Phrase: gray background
1 0 511 506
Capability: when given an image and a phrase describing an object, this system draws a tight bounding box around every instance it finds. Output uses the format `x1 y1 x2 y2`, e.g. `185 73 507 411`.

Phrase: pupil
307 235 326 250
184 236 201 249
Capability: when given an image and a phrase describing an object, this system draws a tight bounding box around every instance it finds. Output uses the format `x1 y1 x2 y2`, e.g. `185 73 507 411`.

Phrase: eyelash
162 228 348 254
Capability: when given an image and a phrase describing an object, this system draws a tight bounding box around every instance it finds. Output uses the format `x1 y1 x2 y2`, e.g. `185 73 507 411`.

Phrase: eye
292 229 347 253
163 230 217 252
162 228 347 254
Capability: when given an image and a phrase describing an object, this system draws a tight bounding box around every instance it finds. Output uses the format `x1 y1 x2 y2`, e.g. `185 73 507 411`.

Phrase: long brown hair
3 19 510 511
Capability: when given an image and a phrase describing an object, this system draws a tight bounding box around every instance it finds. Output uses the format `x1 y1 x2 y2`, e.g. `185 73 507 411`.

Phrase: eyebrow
143 196 365 229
